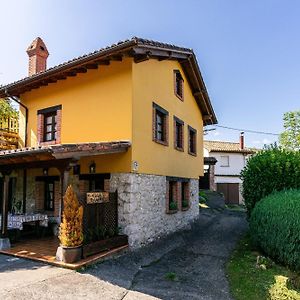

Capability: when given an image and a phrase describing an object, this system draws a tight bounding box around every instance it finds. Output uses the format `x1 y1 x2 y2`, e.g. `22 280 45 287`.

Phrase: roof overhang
0 37 217 125
0 141 130 171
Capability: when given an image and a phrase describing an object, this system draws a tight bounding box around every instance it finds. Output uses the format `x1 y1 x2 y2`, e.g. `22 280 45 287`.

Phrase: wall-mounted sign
86 192 109 204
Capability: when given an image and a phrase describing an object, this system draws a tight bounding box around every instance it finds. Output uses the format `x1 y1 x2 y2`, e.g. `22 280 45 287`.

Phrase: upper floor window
174 116 184 151
153 103 169 146
44 112 57 142
188 126 197 156
37 105 62 145
220 155 230 167
174 70 184 100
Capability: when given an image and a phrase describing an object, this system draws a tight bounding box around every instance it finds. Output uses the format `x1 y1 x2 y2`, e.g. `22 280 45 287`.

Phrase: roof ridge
204 140 239 144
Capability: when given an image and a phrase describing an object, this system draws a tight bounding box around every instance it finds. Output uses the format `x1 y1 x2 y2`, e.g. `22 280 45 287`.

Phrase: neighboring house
0 37 217 249
203 133 255 204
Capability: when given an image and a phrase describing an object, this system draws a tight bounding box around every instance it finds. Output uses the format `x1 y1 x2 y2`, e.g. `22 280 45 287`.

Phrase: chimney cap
26 37 49 58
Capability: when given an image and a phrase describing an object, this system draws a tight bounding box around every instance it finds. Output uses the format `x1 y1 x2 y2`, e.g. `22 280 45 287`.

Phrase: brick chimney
240 131 245 150
26 37 49 76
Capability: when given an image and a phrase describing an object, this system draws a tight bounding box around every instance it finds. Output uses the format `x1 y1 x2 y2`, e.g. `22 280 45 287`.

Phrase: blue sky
0 0 299 147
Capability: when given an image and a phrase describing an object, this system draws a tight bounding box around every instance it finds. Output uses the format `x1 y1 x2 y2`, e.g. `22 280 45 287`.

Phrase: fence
0 116 18 133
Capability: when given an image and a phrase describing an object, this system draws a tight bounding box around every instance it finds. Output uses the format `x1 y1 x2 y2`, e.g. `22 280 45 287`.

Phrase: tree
279 110 300 151
0 98 18 119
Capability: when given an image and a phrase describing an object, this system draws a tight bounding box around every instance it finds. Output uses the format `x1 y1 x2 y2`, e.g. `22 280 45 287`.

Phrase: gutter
4 89 28 147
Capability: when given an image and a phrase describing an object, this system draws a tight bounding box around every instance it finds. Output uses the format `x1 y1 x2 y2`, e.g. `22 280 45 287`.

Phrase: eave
0 37 217 125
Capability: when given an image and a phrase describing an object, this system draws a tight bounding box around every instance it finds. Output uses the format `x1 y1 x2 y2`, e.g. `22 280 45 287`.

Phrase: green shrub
169 201 177 211
250 189 300 270
241 145 300 216
199 190 208 201
182 200 189 208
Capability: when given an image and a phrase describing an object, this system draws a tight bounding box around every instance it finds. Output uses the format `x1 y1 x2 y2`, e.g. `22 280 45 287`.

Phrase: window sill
39 140 58 146
175 93 184 101
154 139 169 146
166 209 178 214
188 151 197 157
181 206 190 211
174 146 184 152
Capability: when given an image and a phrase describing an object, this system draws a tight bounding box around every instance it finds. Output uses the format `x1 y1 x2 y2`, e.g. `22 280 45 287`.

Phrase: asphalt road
0 207 247 300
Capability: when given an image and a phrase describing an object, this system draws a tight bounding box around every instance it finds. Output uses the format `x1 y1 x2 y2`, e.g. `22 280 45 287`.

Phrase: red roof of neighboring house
204 140 256 154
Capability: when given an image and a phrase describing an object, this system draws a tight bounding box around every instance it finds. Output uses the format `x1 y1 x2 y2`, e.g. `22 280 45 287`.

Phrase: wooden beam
1 174 10 238
85 64 98 69
110 55 122 61
55 75 67 80
73 68 87 73
96 60 110 65
65 72 77 77
134 54 150 63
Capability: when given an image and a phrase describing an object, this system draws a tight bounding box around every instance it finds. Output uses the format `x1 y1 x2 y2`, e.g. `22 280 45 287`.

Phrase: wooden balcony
0 117 19 150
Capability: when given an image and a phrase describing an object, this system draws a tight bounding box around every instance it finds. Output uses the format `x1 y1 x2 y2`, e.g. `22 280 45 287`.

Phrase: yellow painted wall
20 59 133 172
18 57 204 178
132 59 204 179
21 59 133 146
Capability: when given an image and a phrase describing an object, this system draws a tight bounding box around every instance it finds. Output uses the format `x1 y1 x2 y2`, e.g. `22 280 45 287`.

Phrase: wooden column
22 169 27 214
58 165 71 222
1 174 10 238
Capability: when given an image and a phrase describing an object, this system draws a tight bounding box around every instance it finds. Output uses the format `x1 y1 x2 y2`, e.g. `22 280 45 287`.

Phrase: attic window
174 70 184 100
40 46 45 51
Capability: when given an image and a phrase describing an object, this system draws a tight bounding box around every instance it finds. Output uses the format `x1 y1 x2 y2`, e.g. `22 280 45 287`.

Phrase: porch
0 141 131 267
0 236 128 269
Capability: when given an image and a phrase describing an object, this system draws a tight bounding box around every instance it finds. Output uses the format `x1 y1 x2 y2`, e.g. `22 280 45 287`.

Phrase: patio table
0 213 48 230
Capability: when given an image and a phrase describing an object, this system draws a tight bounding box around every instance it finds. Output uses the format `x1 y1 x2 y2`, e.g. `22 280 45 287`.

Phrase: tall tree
279 111 300 151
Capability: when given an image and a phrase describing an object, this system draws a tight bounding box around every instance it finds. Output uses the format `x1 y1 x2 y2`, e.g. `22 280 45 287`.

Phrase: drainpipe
4 89 28 147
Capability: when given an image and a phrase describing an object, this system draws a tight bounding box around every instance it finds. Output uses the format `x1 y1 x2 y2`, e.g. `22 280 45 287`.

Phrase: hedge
250 189 300 270
241 146 300 217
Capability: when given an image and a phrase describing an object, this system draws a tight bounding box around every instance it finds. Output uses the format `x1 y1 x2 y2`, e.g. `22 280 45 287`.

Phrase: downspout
4 89 28 147
4 89 29 214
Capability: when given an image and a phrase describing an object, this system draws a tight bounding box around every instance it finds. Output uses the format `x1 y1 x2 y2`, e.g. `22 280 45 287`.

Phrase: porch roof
0 141 130 170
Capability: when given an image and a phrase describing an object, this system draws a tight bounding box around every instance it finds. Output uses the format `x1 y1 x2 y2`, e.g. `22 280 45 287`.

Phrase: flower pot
56 245 82 263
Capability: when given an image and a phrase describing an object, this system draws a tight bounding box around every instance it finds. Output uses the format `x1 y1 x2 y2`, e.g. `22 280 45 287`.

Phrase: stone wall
110 173 199 248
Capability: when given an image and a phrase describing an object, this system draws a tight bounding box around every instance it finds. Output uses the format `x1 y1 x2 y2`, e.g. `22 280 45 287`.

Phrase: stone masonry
110 173 199 248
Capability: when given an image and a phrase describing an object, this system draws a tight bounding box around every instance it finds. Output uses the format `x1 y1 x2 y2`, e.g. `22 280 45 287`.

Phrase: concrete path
0 208 247 300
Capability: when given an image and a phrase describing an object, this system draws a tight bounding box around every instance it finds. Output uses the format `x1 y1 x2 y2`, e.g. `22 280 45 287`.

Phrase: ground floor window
181 181 190 210
168 181 178 212
166 178 191 213
44 180 55 211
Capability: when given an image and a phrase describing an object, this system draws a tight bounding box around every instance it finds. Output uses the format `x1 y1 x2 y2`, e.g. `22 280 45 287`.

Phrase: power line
213 125 280 136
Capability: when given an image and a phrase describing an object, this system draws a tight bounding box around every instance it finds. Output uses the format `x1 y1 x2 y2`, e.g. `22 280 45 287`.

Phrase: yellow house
0 37 217 250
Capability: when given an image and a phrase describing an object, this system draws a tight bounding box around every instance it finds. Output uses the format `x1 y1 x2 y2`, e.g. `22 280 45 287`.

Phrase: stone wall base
110 173 199 249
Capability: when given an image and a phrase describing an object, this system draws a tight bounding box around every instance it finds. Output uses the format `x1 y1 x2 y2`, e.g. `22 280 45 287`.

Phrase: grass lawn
226 234 300 300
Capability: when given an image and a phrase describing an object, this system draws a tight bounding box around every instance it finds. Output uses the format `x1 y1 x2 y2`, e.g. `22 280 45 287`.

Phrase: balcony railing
0 117 19 150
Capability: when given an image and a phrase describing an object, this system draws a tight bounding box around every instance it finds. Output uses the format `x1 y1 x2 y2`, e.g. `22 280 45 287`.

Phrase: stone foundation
110 173 199 249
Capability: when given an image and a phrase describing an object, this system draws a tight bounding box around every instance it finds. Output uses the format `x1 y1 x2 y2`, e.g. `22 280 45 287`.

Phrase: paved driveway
0 208 247 300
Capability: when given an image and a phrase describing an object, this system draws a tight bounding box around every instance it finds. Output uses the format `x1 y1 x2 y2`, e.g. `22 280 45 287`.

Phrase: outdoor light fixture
43 168 48 176
89 162 96 174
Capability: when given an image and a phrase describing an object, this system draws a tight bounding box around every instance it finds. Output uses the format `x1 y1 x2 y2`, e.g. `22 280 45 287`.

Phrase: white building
203 133 256 204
